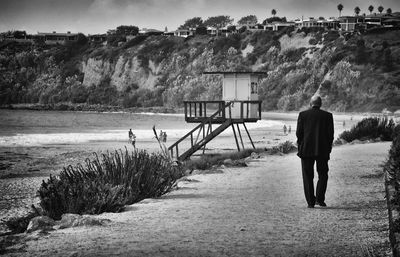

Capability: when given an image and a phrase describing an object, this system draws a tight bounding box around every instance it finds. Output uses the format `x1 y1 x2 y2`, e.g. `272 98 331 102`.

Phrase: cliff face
82 56 158 91
1 28 399 112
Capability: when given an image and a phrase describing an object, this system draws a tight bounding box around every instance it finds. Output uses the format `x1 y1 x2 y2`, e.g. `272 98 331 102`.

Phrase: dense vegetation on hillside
1 28 399 112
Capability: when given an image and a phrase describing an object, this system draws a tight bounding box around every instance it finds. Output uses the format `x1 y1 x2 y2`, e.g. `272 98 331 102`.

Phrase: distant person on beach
288 125 291 134
296 95 334 208
131 133 136 148
128 129 133 143
158 130 167 143
163 132 167 143
283 125 287 135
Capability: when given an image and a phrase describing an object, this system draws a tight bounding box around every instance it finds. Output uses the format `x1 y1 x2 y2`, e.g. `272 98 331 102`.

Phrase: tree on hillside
204 15 233 35
179 17 203 29
354 6 361 16
237 15 258 25
262 16 287 25
271 9 277 17
76 33 88 46
368 5 374 14
337 4 343 17
387 8 392 15
378 6 384 14
11 30 27 39
195 26 207 35
116 25 139 35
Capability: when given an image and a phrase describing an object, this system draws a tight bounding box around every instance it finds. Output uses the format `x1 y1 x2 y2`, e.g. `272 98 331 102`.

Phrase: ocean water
0 110 284 147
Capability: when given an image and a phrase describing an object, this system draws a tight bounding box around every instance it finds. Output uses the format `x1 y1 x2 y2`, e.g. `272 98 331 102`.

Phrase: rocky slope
1 28 399 112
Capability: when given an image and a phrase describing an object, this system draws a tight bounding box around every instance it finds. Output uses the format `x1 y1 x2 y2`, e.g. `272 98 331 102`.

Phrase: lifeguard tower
168 71 265 161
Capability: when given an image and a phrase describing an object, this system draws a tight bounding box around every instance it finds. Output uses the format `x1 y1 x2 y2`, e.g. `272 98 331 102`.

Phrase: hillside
1 28 399 112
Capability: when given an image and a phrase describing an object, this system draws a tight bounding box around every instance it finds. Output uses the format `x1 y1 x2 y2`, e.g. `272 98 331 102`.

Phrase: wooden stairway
168 102 233 161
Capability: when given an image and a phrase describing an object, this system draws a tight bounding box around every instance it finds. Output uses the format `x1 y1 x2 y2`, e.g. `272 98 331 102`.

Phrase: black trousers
301 158 329 205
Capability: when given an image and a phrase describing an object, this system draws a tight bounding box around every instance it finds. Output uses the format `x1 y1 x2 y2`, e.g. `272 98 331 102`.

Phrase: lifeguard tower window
251 82 258 94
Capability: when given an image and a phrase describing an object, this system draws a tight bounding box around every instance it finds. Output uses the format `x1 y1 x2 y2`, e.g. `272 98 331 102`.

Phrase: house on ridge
173 29 195 38
36 31 78 45
88 34 107 43
264 21 295 31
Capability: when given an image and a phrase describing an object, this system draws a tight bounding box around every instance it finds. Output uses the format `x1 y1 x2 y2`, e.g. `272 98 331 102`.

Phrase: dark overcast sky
1 0 399 34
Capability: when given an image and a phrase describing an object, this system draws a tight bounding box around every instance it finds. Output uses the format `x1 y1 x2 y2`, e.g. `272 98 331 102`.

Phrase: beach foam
0 119 283 147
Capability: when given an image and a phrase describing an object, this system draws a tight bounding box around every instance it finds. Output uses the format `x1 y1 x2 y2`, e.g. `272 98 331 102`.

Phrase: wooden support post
231 123 241 152
202 122 205 143
199 102 202 117
240 102 244 119
236 123 245 150
184 102 187 120
195 124 203 144
243 123 255 149
202 123 211 155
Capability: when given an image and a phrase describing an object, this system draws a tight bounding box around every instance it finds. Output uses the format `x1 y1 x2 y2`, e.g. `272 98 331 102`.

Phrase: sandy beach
0 111 376 234
1 141 392 256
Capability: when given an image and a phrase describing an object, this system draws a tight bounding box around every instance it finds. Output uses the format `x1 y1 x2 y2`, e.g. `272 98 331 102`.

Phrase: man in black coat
296 95 334 208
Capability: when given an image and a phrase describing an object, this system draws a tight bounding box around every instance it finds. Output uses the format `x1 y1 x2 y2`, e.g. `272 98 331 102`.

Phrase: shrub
281 47 307 62
269 141 297 154
123 35 148 49
5 210 39 234
184 148 265 171
38 149 183 220
309 38 318 45
212 34 242 54
384 126 400 232
339 117 396 143
323 31 340 43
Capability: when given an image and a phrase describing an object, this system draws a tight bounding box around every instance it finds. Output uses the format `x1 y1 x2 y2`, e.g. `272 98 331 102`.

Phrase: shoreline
0 103 180 114
2 103 399 118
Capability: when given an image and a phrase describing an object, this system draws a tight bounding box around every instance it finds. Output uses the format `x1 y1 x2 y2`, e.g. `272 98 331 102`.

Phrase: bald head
310 95 322 108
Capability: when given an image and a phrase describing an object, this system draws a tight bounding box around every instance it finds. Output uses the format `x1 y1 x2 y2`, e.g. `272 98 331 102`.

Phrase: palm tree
378 6 384 14
354 6 361 16
337 3 343 17
271 9 277 17
368 5 374 14
387 8 392 15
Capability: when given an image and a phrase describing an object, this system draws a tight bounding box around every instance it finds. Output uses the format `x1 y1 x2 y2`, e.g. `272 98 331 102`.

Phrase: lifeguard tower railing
184 100 261 123
168 100 262 161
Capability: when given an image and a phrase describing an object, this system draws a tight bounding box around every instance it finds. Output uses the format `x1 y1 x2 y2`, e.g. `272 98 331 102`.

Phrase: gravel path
2 142 392 256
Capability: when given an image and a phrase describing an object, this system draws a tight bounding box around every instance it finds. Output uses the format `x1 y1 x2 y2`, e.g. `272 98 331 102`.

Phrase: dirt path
3 142 392 256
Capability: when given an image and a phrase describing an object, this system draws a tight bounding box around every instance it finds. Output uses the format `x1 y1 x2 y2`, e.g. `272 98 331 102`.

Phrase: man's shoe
316 201 327 207
307 204 314 208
